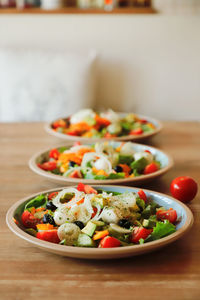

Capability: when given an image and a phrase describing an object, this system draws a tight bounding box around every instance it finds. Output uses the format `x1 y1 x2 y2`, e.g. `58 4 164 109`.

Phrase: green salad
19 184 178 248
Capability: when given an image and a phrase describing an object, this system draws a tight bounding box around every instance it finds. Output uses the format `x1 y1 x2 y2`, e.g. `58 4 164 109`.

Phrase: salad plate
29 141 173 185
45 109 162 143
6 185 193 259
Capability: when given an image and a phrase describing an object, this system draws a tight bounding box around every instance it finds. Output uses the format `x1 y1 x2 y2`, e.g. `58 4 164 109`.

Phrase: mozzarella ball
107 123 122 135
120 142 135 156
70 109 95 124
101 207 122 224
93 157 112 173
54 206 75 225
100 110 120 123
134 151 153 164
57 223 81 245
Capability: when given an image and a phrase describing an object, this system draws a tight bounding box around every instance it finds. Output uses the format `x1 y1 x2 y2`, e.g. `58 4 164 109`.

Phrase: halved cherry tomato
130 227 152 243
38 161 57 171
85 185 98 194
170 176 198 203
21 211 40 229
156 208 177 224
137 189 147 202
77 183 98 194
130 128 143 135
119 164 131 176
36 230 60 244
77 183 85 192
143 162 159 175
69 170 81 178
144 150 151 154
104 133 117 138
49 148 60 160
48 192 58 201
95 115 111 127
52 120 66 129
73 141 81 146
99 236 121 248
67 130 79 136
91 207 98 218
140 119 147 124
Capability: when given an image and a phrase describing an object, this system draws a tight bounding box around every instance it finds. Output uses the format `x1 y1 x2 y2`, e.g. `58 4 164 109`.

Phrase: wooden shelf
0 7 156 14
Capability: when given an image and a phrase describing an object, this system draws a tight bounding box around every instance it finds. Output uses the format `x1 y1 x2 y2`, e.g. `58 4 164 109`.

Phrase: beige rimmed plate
45 113 163 143
6 186 193 259
29 142 173 186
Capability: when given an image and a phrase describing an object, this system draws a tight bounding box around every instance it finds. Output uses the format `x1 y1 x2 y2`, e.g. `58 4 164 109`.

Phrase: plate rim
6 185 194 259
28 142 174 185
44 113 163 143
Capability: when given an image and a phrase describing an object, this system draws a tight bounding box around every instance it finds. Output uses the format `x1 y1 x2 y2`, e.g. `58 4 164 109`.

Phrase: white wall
0 14 200 120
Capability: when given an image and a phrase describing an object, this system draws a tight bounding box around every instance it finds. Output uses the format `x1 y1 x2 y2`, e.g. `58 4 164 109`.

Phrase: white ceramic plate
45 113 163 143
29 142 173 185
6 186 193 259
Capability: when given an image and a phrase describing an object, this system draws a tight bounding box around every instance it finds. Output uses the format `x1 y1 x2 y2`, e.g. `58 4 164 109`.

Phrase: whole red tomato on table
170 176 198 203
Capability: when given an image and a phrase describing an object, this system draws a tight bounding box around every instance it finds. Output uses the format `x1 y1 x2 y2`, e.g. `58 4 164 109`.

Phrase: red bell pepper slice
99 236 121 248
36 230 60 244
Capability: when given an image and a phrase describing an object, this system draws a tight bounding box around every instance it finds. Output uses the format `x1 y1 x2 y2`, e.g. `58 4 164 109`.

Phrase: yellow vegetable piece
96 170 108 176
93 230 109 240
36 224 55 231
129 174 135 178
148 123 155 129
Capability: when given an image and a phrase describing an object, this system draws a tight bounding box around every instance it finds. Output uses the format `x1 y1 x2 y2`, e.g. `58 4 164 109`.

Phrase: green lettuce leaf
145 220 176 242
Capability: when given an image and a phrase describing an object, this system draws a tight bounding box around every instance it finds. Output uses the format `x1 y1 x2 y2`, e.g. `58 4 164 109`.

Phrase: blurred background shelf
0 7 156 14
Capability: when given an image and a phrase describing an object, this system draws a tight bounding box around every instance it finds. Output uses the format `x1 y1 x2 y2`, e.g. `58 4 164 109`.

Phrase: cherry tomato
170 176 198 203
21 211 40 229
52 119 66 129
69 170 81 178
48 192 58 201
140 119 147 124
77 183 98 194
49 148 60 160
156 208 177 224
144 150 151 154
143 162 159 175
91 207 98 218
104 132 117 138
67 130 79 136
73 141 81 146
130 227 152 243
95 115 111 127
84 185 98 194
119 164 131 176
99 236 121 248
38 161 57 171
36 230 60 244
137 189 147 202
130 128 143 135
77 183 85 192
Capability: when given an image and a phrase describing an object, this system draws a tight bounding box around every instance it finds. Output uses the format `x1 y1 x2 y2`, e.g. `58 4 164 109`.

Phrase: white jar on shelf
77 0 91 9
41 0 63 9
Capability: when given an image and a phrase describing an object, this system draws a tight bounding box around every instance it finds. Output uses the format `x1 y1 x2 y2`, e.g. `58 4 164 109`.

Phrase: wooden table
1 122 200 300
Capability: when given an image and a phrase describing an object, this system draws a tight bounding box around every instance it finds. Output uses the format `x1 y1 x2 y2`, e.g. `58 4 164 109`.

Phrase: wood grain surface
0 122 200 300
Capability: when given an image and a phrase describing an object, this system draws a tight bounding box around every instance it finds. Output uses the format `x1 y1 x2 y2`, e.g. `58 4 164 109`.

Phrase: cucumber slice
76 233 95 247
109 223 132 234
